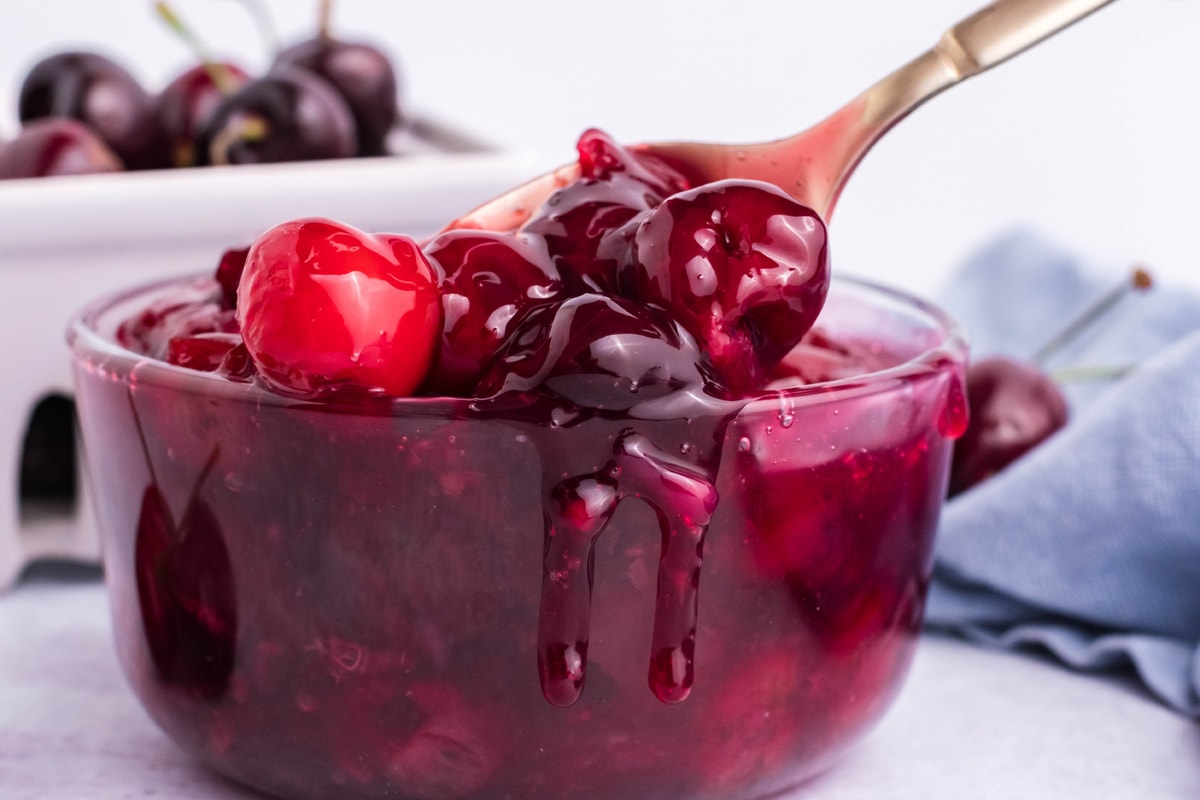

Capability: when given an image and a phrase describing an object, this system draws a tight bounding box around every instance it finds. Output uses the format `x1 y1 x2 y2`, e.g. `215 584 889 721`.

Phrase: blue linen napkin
926 229 1200 717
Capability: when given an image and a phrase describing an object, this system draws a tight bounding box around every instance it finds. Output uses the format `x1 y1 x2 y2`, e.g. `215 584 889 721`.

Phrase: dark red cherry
134 449 236 700
157 62 250 168
619 179 830 392
274 37 399 157
421 230 563 396
0 118 123 179
214 246 250 309
18 51 169 170
478 292 713 410
522 129 689 294
949 355 1069 496
196 66 357 165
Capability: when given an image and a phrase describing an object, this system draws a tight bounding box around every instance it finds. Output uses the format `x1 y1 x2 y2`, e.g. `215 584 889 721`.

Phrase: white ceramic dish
0 116 536 589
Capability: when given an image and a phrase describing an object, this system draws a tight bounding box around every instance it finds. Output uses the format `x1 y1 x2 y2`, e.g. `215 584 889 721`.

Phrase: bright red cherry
236 218 441 398
618 179 830 392
421 229 563 396
949 355 1069 496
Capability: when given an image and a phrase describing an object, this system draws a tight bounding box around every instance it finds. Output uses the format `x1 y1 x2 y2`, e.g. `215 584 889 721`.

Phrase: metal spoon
450 0 1117 231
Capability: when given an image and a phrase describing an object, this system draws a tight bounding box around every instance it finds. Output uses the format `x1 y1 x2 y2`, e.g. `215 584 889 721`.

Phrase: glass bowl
69 274 967 800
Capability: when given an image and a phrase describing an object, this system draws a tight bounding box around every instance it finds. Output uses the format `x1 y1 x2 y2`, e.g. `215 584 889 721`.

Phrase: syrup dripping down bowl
69 273 966 800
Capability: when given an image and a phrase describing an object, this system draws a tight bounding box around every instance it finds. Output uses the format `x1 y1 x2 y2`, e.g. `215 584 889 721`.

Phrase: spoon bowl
451 0 1116 232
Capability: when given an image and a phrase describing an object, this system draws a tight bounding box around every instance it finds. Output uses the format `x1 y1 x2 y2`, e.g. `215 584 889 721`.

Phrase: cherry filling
91 128 964 800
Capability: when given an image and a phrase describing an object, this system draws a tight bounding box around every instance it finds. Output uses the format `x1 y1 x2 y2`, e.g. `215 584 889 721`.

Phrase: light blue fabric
926 230 1200 717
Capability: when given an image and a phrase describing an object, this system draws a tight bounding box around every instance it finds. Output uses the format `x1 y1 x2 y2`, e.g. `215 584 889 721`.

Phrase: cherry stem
221 0 278 58
154 1 238 93
1050 364 1134 384
318 0 335 42
208 114 269 165
1031 266 1153 366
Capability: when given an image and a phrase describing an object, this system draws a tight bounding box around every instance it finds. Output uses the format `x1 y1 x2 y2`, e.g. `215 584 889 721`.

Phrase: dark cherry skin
18 51 169 170
274 37 399 157
134 447 236 700
0 117 123 179
949 355 1069 496
522 128 690 294
477 292 713 411
157 63 251 168
214 246 250 309
196 66 358 166
421 229 564 396
618 179 830 392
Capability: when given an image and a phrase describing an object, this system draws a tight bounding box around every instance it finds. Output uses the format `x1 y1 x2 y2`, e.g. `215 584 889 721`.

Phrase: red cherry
236 218 441 398
949 355 1068 495
619 179 830 392
157 62 251 168
0 117 123 179
421 229 563 396
522 128 689 293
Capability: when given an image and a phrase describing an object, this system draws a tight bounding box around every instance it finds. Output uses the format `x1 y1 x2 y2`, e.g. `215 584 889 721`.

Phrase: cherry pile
0 18 400 179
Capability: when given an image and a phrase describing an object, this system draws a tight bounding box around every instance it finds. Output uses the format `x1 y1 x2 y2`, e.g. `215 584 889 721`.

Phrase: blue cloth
926 230 1200 717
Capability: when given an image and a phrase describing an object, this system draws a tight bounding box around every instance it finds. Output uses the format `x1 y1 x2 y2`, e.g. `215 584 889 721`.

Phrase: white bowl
0 116 536 589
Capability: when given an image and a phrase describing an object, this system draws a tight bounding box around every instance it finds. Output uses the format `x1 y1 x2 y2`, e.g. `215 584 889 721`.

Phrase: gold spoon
450 0 1117 231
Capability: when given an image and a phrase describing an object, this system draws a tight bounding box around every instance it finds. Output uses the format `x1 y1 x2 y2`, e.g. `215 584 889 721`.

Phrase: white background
1 0 1197 296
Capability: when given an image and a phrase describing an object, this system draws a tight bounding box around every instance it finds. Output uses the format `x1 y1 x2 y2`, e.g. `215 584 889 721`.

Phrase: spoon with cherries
451 0 1117 232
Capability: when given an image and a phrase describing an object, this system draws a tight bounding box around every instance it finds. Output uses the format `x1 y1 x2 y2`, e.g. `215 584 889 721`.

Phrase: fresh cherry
236 218 441 398
421 229 563 396
195 66 358 166
214 246 250 308
0 117 123 179
274 37 399 157
948 355 1068 496
618 179 830 392
157 62 250 168
18 51 170 170
521 129 689 293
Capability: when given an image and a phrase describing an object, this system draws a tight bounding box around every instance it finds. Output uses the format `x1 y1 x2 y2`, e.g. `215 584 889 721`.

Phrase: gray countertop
2 572 1197 800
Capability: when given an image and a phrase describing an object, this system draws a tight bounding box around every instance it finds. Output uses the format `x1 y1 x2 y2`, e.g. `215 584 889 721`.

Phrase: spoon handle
817 0 1118 217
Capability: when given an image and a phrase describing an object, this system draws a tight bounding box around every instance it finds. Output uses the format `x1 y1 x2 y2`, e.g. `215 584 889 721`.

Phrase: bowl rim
67 272 967 418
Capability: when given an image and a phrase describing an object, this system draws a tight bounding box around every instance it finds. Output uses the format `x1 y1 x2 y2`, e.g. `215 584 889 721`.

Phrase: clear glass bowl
69 274 967 800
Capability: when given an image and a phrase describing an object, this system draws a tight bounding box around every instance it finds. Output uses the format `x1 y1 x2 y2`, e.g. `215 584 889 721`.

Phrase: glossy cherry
948 355 1068 496
274 37 399 157
157 62 250 168
18 50 169 170
236 218 441 398
421 229 563 396
196 66 358 165
522 129 689 293
477 292 713 411
213 246 250 308
0 117 123 179
619 179 830 392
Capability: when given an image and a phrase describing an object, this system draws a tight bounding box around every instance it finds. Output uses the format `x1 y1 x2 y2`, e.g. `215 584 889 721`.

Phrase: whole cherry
196 66 358 165
948 356 1068 496
157 62 250 168
18 50 169 169
274 37 399 157
0 117 123 179
949 267 1152 496
421 229 563 396
477 292 713 412
236 217 441 398
618 178 830 392
522 128 690 293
